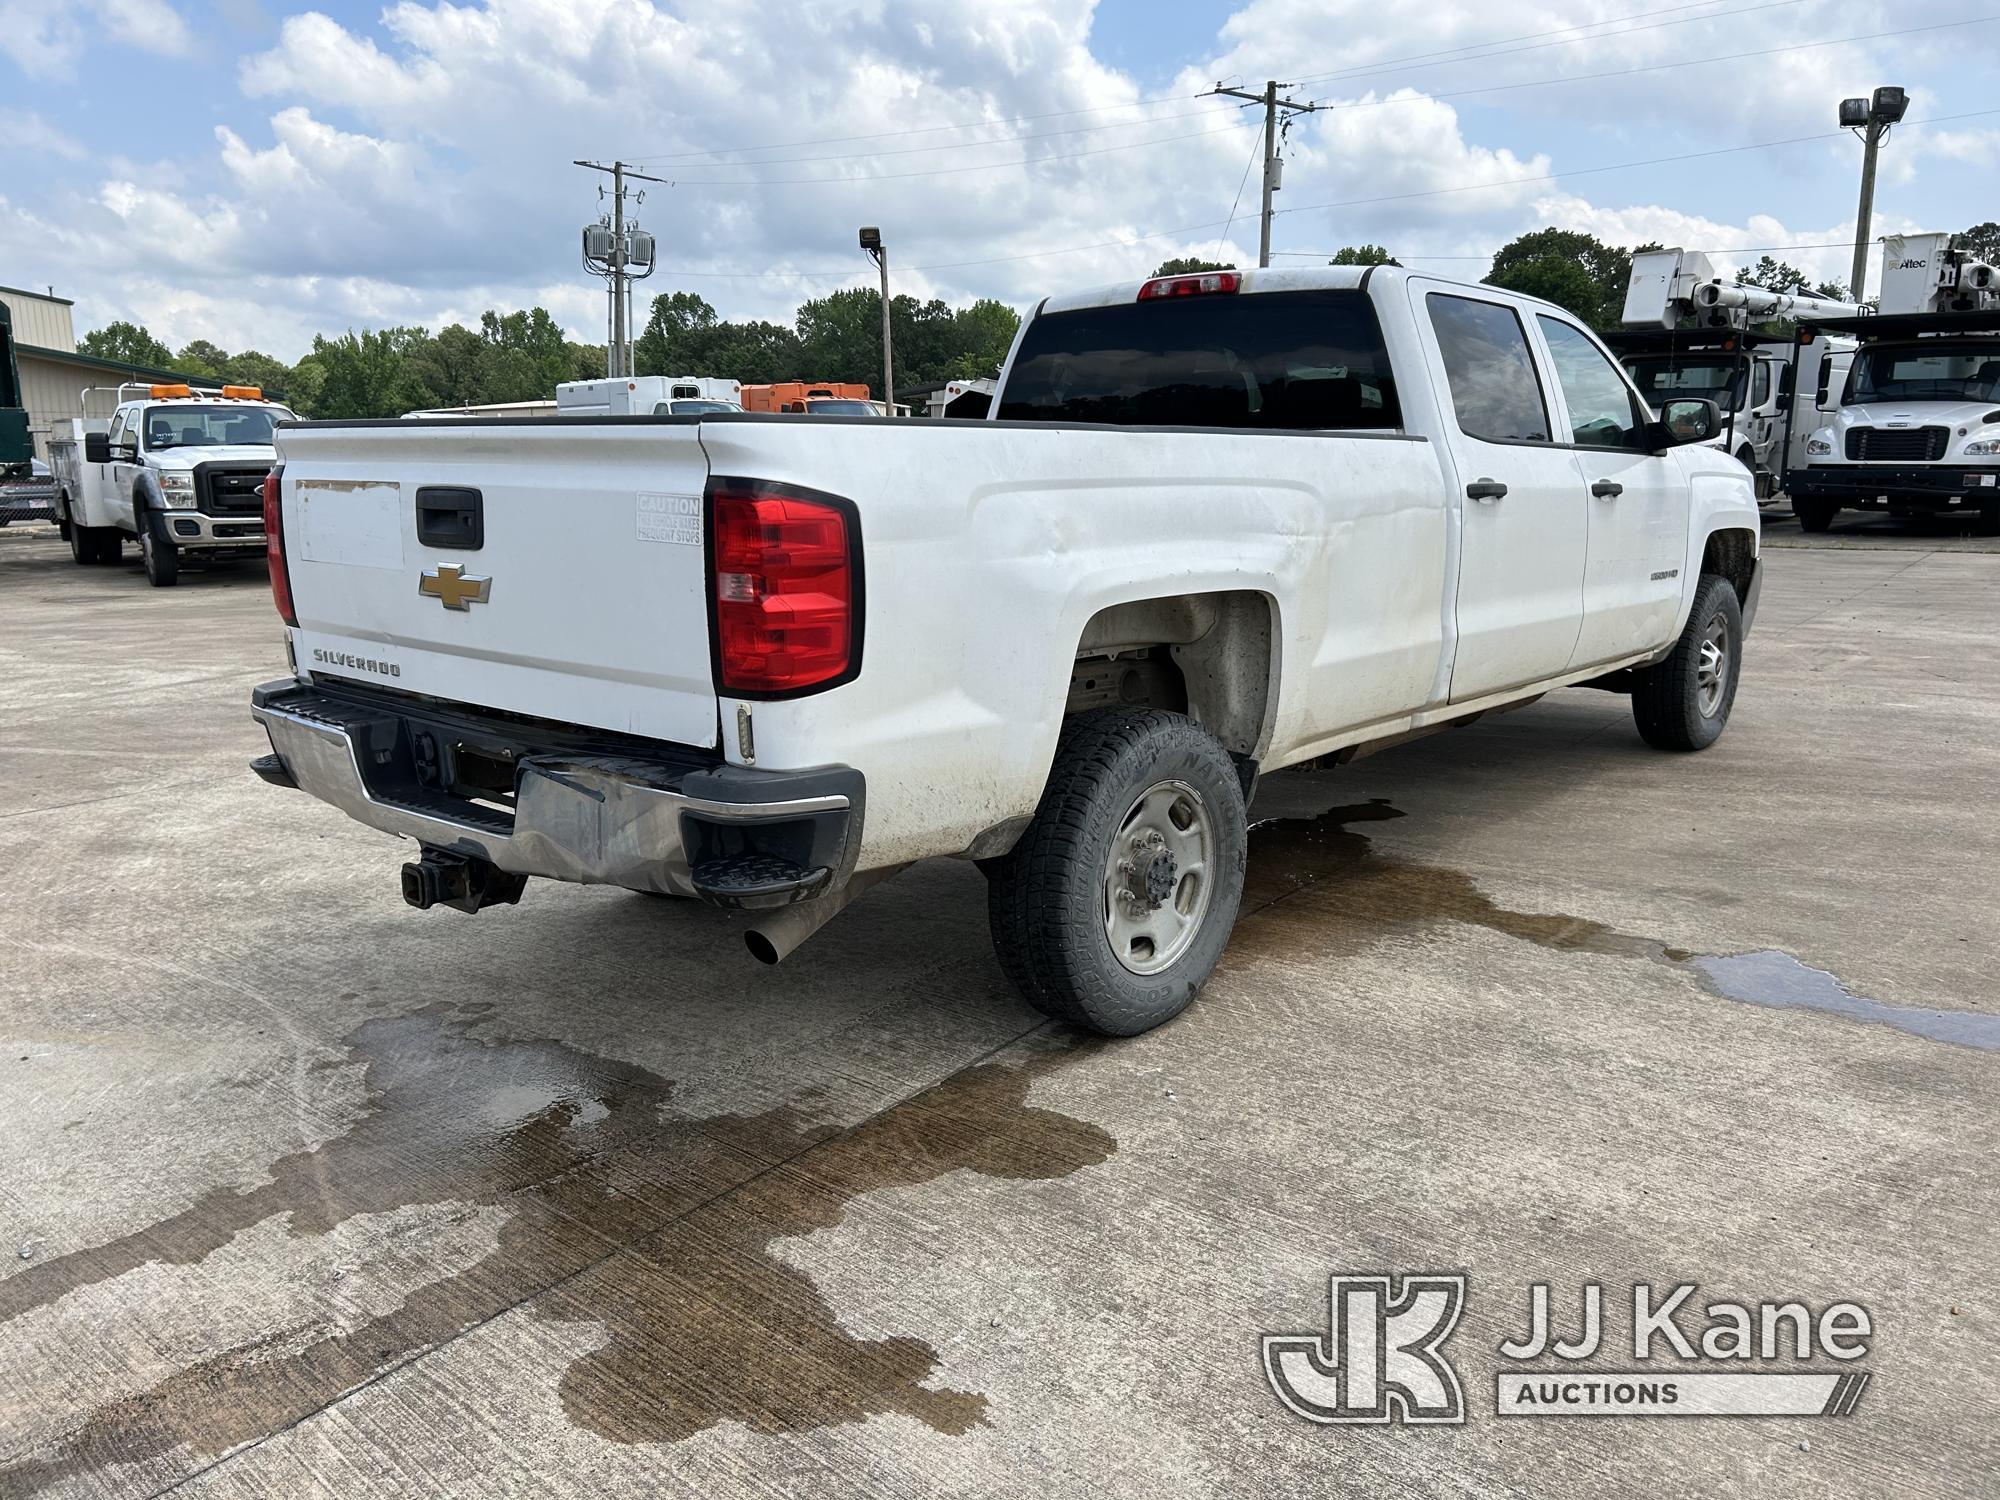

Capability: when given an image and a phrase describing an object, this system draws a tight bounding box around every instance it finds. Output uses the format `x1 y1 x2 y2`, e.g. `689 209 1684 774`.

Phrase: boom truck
1610 248 1862 501
1790 232 2000 533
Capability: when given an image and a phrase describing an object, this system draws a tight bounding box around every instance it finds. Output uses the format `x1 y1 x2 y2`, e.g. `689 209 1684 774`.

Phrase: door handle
1591 480 1624 499
1465 479 1508 503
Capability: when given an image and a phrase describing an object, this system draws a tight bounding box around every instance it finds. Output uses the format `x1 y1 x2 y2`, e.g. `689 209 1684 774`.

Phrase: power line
1289 0 1803 87
619 0 1791 167
1303 13 2000 118
645 107 2000 282
639 116 1256 188
623 14 1996 191
1208 82 1320 266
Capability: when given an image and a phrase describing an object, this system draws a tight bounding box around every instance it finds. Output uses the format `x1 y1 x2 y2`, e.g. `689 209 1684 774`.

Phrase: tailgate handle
415 486 484 550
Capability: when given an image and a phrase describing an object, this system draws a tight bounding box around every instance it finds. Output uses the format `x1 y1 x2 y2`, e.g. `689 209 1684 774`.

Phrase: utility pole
1206 79 1318 267
1838 87 1907 303
574 159 666 377
860 226 894 413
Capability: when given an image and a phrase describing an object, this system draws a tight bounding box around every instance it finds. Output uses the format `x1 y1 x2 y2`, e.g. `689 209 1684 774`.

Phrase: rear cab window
997 289 1401 430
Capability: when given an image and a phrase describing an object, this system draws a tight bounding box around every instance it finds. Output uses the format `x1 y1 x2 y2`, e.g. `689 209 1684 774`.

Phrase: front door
1532 313 1689 668
1410 285 1587 702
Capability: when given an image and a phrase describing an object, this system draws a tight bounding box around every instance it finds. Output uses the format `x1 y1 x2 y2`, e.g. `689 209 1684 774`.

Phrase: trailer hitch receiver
400 848 528 914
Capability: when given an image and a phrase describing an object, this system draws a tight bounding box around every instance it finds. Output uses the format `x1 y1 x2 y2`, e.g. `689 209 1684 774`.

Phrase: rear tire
140 511 180 587
1793 496 1837 533
65 504 119 564
986 707 1247 1037
1631 572 1742 752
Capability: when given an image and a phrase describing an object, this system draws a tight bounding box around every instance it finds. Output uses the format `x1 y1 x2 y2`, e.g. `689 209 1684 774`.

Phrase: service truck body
251 267 1758 1035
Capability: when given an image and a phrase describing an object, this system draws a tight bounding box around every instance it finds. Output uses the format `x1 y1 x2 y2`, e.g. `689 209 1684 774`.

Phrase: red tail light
262 467 296 626
1137 270 1241 301
710 482 859 696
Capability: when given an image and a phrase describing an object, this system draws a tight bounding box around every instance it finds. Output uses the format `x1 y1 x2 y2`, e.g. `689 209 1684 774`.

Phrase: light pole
860 226 894 414
1839 86 1907 303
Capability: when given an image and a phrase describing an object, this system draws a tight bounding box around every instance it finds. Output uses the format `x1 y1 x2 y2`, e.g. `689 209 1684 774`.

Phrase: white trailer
555 376 742 416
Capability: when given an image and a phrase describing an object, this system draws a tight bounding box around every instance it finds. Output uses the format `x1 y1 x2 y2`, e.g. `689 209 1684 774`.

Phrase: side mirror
1650 397 1720 449
83 432 111 464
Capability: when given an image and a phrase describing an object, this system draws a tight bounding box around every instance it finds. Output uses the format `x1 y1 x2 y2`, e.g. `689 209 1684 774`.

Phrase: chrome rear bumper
250 679 860 904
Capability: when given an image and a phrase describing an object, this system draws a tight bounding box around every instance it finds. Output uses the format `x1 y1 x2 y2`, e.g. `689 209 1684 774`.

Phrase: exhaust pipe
743 863 907 965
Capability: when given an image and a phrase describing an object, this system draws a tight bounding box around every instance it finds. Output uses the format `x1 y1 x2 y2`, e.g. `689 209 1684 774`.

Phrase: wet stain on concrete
1692 949 2000 1051
1238 799 1996 1051
0 1009 1110 1491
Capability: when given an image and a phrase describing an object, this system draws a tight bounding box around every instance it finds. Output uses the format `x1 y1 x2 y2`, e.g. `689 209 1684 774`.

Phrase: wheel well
1702 527 1756 604
1067 591 1276 759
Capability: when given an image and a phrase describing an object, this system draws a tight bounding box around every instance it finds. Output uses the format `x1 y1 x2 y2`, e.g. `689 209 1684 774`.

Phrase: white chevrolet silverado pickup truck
250 266 1757 1036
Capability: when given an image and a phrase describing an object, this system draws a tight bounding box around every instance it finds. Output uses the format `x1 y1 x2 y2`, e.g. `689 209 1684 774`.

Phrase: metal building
0 284 220 461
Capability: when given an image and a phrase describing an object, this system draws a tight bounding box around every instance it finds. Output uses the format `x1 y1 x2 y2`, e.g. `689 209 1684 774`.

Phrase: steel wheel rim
1695 610 1730 718
1103 778 1214 976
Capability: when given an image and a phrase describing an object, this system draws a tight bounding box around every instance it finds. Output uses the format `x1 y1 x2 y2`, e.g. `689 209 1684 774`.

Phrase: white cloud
0 0 190 72
10 0 1995 356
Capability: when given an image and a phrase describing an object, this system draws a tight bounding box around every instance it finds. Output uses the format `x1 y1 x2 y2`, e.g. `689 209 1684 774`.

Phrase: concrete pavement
0 520 1993 1497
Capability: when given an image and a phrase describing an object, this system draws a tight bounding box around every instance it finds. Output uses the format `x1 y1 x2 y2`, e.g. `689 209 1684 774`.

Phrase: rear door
1409 284 1587 702
1531 313 1689 668
281 420 720 748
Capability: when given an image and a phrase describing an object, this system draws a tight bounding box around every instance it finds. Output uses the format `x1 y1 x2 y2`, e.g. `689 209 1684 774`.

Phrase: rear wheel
986 707 1247 1037
65 503 119 564
140 511 180 586
1631 572 1742 752
1792 496 1838 533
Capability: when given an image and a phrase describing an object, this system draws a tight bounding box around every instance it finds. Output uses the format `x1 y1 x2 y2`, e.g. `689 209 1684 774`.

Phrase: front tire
1793 496 1837 533
140 512 180 586
1631 572 1742 752
986 707 1247 1037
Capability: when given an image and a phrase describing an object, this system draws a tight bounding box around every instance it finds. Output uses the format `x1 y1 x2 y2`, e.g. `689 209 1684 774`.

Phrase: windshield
1843 341 2000 403
804 399 875 414
655 399 741 414
997 289 1401 429
1622 355 1746 413
141 404 293 450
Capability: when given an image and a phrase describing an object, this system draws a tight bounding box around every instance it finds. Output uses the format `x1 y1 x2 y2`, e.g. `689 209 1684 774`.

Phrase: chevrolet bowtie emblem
418 563 491 610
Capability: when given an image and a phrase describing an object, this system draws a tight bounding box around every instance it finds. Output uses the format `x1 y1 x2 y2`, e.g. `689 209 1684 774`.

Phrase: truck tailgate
277 421 717 748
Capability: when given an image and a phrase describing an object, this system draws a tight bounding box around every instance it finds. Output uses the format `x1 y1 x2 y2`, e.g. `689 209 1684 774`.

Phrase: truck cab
1790 236 2000 532
50 383 294 584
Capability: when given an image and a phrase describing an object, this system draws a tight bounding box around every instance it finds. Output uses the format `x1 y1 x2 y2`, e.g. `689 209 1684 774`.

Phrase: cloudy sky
1 0 1992 360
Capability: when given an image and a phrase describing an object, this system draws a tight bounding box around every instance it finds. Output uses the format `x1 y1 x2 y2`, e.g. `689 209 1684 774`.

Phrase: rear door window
997 289 1401 430
1425 294 1551 442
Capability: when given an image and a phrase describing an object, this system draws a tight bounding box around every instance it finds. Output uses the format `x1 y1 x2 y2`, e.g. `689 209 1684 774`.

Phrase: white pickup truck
250 266 1757 1036
51 384 295 584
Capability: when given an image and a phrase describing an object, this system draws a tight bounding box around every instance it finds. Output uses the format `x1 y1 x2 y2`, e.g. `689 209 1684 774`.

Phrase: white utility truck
1791 233 2000 533
249 266 1758 1036
1613 248 1861 500
556 376 742 416
49 383 294 584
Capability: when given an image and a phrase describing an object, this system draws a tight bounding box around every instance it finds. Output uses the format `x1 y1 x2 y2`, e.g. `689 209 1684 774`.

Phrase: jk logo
1262 1273 1467 1425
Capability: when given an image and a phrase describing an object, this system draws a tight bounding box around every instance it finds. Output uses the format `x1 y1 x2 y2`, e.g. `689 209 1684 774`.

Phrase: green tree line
79 288 1023 420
